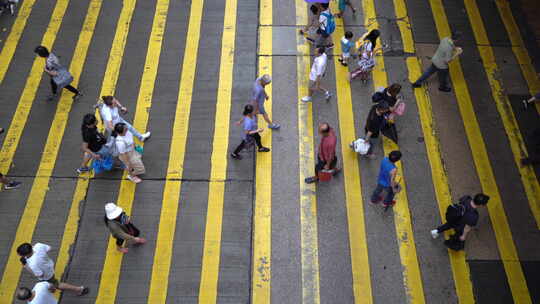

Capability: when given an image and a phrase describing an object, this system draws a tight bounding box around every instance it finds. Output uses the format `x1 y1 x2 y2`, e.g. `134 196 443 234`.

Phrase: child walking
338 31 354 67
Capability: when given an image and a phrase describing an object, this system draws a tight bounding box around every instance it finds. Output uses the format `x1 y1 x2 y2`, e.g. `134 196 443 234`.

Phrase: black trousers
50 78 79 95
437 222 463 236
233 133 262 154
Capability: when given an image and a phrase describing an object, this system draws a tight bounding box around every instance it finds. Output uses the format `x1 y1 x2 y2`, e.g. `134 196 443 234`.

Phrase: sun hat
261 74 271 84
105 203 123 220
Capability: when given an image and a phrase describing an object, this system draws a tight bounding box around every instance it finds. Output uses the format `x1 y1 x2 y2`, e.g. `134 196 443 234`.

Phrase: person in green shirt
412 32 462 92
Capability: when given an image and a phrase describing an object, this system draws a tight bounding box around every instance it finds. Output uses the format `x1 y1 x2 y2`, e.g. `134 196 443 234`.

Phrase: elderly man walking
17 282 57 304
305 122 340 184
412 32 462 92
252 74 280 129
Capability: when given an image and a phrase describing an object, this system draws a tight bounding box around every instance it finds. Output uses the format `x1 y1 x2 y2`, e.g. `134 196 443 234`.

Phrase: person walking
251 74 280 129
522 92 540 109
350 29 380 82
338 31 354 67
299 5 320 37
16 282 57 304
431 193 490 250
336 0 356 18
77 113 111 174
411 32 462 92
33 46 82 102
302 47 332 102
231 104 270 160
114 123 145 183
370 150 402 207
98 96 151 142
305 123 340 184
104 202 146 254
372 83 405 123
364 101 391 158
0 172 21 190
314 3 335 48
16 243 89 296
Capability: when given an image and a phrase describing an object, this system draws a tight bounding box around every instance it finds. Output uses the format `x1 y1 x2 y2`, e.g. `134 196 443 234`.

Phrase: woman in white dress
350 29 380 83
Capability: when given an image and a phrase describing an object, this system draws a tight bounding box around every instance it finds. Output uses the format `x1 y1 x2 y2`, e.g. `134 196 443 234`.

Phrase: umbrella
305 0 330 3
381 122 399 144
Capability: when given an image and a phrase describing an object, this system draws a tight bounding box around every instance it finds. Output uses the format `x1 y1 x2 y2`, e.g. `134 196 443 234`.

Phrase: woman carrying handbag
114 122 145 183
104 202 146 254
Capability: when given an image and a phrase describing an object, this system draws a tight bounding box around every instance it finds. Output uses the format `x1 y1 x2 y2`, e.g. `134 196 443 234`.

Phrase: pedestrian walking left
77 113 111 174
16 282 57 304
305 122 340 184
114 122 145 183
251 74 280 129
0 172 21 190
104 202 146 254
33 46 82 102
370 150 402 207
16 243 89 296
302 47 333 102
231 104 270 160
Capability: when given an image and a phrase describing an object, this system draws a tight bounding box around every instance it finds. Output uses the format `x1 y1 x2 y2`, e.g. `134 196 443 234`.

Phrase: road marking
428 0 532 302
0 0 101 301
54 0 137 296
0 0 69 174
294 1 320 303
0 0 37 83
464 0 540 228
363 1 426 303
494 0 540 114
252 0 272 302
95 0 170 302
391 0 476 302
197 0 237 302
146 0 204 302
328 1 373 303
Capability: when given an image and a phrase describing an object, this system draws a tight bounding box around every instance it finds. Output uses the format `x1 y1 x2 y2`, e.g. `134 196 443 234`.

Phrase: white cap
261 74 271 84
105 203 123 220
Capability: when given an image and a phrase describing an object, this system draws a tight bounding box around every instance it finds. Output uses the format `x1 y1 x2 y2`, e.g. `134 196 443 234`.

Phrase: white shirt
115 131 134 154
26 243 54 281
101 105 121 128
29 282 57 304
309 53 328 81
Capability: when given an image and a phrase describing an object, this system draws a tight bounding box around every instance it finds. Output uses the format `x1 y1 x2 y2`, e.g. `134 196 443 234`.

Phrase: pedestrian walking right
33 46 83 102
363 101 391 158
16 243 89 296
16 282 57 304
302 47 333 102
350 29 380 82
104 202 146 253
251 74 280 129
370 150 402 208
338 31 354 67
0 172 21 190
98 96 151 141
77 113 111 174
522 91 540 109
114 122 145 183
231 104 270 160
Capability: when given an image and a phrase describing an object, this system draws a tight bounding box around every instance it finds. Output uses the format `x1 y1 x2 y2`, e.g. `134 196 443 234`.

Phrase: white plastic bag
353 138 370 155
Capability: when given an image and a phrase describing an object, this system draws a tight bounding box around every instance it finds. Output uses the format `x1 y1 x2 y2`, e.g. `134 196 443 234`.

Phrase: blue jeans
370 184 395 205
414 63 449 89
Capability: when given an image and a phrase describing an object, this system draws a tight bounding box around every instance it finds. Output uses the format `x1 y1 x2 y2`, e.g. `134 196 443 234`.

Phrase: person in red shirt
305 123 340 184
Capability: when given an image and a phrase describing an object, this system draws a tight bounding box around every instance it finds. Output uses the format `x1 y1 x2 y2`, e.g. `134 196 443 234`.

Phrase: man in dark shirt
78 114 110 173
431 193 490 242
364 101 390 158
305 123 340 184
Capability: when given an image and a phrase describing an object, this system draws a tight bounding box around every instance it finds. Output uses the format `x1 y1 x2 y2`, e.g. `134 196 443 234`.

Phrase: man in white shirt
16 282 57 304
315 3 334 48
302 47 333 102
17 243 88 296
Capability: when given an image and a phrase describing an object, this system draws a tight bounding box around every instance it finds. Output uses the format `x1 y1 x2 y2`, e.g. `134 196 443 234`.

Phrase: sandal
304 176 318 184
127 175 142 183
78 286 89 296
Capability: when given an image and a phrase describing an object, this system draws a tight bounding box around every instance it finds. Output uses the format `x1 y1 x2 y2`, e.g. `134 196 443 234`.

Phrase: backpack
445 195 471 224
321 12 335 35
371 91 385 103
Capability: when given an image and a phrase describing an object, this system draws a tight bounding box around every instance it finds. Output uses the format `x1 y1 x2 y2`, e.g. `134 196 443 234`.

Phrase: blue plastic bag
92 155 113 174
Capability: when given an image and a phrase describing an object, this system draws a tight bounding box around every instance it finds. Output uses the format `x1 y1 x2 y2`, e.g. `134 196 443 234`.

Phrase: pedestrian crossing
0 0 538 303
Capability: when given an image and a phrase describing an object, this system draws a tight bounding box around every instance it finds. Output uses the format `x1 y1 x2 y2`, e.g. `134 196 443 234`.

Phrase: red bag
318 169 333 182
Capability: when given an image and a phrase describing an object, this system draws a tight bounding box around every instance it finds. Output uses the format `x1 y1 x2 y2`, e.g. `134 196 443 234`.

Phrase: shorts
42 275 59 288
256 101 266 115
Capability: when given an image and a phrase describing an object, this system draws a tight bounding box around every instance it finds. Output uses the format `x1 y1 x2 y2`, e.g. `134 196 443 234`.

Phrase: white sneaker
430 229 439 239
325 91 333 101
301 96 312 102
141 132 151 142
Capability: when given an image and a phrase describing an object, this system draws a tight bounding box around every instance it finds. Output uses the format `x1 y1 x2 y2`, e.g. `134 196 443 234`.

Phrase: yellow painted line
0 0 37 83
363 1 426 303
146 0 204 302
428 0 532 302
0 0 69 173
295 1 320 303
55 0 137 298
392 0 476 302
95 0 170 302
328 1 373 303
0 0 101 301
197 0 237 302
494 0 540 114
251 0 272 302
465 0 540 228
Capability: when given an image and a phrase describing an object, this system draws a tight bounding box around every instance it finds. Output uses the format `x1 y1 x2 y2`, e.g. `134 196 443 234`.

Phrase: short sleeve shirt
365 105 386 137
431 37 454 69
26 243 55 281
460 200 479 227
115 131 134 154
341 37 353 54
29 282 57 304
101 106 121 127
252 78 267 106
377 157 396 187
242 116 257 140
45 53 60 71
82 127 106 153
310 53 328 81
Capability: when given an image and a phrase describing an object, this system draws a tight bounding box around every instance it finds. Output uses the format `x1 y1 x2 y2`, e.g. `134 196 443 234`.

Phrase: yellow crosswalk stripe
146 0 204 302
428 0 532 302
0 0 37 83
0 0 102 301
364 1 426 303
392 1 476 302
251 0 272 302
464 0 540 228
197 0 237 302
328 2 373 303
54 0 137 296
95 0 170 302
0 0 69 174
494 0 540 114
294 1 320 303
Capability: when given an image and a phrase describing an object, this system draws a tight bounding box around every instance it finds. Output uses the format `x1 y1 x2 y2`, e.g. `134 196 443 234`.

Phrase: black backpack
371 91 385 103
445 195 471 224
